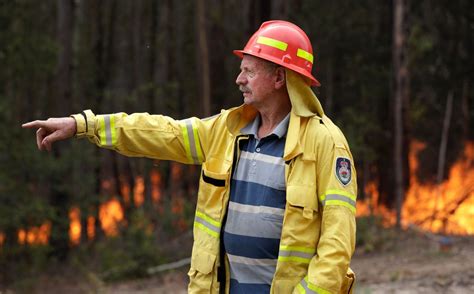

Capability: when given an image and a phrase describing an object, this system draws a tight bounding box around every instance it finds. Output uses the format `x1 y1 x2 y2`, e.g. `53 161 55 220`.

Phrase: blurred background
0 0 473 293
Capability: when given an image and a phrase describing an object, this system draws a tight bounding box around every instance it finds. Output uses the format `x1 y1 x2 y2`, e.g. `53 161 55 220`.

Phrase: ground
104 231 474 294
352 233 474 294
2 231 473 293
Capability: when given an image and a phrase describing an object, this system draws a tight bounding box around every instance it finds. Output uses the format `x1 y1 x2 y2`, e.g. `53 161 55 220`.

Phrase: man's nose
236 72 246 85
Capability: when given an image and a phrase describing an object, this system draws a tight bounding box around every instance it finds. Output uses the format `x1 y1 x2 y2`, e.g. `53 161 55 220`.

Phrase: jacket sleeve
71 109 218 165
296 126 357 294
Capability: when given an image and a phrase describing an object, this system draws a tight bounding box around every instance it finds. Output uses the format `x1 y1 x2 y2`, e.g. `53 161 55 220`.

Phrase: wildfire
0 232 5 246
120 175 131 206
99 197 125 236
360 141 474 235
403 141 474 234
18 222 51 245
3 170 163 247
357 181 396 226
150 168 162 203
87 216 95 240
65 170 161 244
69 207 81 245
134 176 145 207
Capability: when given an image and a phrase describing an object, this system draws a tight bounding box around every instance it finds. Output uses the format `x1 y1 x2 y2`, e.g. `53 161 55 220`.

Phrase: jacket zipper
218 135 248 294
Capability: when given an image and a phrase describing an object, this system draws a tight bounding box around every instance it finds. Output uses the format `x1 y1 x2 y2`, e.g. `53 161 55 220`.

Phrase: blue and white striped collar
241 112 290 139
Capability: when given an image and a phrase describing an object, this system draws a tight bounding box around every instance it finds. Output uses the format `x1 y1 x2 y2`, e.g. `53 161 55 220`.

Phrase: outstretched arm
22 110 222 165
22 117 77 151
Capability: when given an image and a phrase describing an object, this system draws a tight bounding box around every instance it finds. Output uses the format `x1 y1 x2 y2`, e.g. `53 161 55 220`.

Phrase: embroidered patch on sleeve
335 157 352 186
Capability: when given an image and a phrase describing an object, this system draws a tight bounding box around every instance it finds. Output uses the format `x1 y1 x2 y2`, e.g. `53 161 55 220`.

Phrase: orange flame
18 222 51 245
356 181 378 216
357 181 396 227
171 197 188 232
18 229 26 244
171 162 183 180
403 141 474 234
120 180 131 206
171 197 184 214
69 207 81 245
99 198 124 236
360 141 474 235
0 232 5 246
150 169 162 203
134 176 145 207
87 216 95 240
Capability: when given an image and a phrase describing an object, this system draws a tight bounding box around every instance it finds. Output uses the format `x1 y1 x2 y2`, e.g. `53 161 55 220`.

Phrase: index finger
22 120 46 129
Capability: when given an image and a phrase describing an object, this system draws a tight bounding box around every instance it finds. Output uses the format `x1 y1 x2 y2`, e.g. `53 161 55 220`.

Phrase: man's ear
275 67 286 90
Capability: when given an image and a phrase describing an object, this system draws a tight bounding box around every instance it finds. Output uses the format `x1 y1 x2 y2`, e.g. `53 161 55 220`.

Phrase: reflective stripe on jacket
72 70 357 294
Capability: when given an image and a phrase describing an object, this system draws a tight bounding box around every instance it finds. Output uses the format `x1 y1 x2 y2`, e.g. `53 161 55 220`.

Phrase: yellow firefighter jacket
72 69 357 294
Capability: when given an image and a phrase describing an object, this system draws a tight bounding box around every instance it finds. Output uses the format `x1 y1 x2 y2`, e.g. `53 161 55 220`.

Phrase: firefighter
23 20 357 294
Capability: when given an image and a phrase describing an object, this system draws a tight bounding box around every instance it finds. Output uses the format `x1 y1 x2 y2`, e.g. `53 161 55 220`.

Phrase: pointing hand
22 117 77 151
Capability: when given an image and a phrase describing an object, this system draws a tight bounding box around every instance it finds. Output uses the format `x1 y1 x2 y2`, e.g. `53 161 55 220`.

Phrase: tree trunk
270 0 289 19
436 91 453 185
56 0 74 113
148 0 158 112
393 0 408 229
132 0 144 95
50 0 75 258
325 56 334 115
461 79 470 141
432 91 453 228
196 0 211 117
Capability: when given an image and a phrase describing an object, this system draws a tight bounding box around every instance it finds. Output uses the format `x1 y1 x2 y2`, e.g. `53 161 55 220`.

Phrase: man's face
235 55 277 107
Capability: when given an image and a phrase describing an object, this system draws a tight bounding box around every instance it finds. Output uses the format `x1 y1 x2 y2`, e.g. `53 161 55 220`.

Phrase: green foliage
89 210 165 281
0 244 52 286
356 216 397 253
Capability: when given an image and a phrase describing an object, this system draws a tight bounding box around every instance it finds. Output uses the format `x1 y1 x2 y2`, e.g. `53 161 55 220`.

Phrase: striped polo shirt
223 113 290 293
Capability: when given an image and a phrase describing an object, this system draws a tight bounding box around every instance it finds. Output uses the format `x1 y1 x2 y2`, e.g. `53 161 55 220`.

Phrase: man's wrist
70 113 86 138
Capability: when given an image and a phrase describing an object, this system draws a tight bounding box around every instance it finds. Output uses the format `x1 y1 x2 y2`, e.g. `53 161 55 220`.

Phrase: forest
0 0 473 292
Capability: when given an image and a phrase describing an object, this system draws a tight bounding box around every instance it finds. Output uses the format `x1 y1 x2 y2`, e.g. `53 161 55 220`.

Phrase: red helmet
234 20 320 87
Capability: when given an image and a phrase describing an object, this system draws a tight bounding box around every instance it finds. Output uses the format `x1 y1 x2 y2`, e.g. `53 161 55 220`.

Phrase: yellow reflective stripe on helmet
297 48 314 63
98 114 117 147
278 245 315 264
194 210 221 238
180 118 204 165
298 277 332 294
257 36 288 51
319 189 356 213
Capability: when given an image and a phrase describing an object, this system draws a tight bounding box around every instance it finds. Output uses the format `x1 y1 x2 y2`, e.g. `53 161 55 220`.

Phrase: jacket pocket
202 172 226 187
188 248 218 293
341 267 356 293
286 185 319 219
280 185 320 263
197 162 229 220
